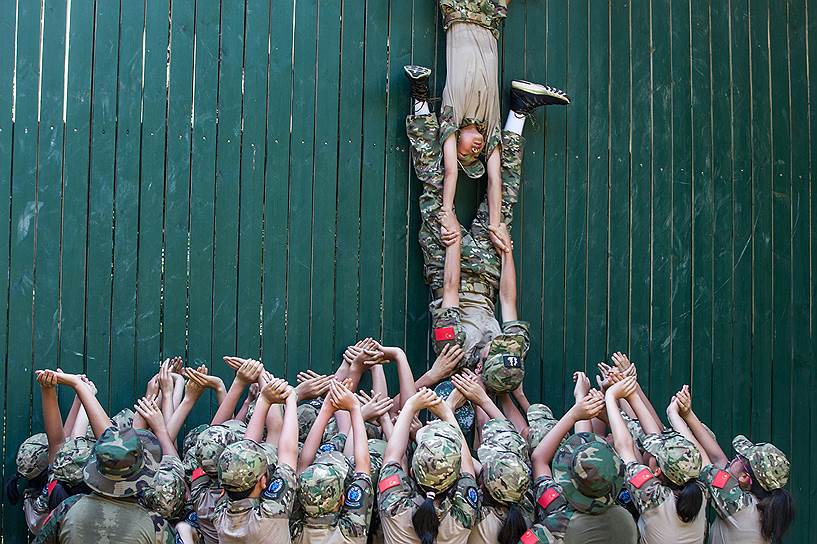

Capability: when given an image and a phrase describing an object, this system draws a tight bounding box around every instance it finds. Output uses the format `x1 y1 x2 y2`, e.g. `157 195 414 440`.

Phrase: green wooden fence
0 0 815 541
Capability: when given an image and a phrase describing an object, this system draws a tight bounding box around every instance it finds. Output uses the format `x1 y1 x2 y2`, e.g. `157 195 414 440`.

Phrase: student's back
562 504 638 544
54 494 171 544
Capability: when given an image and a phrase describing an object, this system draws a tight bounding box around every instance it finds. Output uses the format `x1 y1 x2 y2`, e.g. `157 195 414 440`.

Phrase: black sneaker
404 65 432 103
509 80 570 115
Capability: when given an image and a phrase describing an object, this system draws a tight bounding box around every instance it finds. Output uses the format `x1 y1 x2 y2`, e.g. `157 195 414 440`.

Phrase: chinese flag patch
712 470 731 489
191 467 206 481
520 529 540 544
629 468 655 489
537 487 560 510
378 475 401 493
434 327 455 341
47 480 57 496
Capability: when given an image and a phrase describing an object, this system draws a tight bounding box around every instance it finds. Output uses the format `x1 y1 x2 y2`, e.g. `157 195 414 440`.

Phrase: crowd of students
7 0 795 542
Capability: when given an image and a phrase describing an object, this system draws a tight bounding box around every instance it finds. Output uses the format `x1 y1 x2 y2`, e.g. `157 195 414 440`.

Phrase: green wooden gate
0 0 815 541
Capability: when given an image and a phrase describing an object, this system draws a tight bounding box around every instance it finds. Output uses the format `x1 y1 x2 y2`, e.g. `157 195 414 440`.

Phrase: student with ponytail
378 388 478 544
675 385 794 543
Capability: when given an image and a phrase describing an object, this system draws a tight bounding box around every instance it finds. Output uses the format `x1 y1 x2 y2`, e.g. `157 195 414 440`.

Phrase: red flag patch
191 467 207 482
47 480 57 496
434 327 456 341
629 468 655 489
378 474 401 493
520 529 540 544
537 487 560 510
712 470 731 489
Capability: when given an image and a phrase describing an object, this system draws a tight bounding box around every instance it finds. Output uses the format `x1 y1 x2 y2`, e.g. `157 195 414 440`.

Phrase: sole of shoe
511 80 570 103
404 65 431 79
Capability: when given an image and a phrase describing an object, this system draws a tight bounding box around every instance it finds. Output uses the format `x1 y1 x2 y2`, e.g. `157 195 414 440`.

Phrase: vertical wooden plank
690 0 714 421
235 0 270 359
710 0 736 444
542 0 568 409
629 0 652 390
807 0 817 532
262 0 294 370
285 0 317 380
59 0 95 404
748 0 773 440
0 0 16 534
163 0 195 357
85 0 121 409
110 0 146 407
669 0 693 400
135 0 170 385
310 0 341 373
6 1 40 538
607 0 631 353
33 0 68 392
586 0 610 366
730 0 753 445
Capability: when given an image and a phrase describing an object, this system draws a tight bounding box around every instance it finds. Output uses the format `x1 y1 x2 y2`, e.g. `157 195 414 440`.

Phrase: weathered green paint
0 1 815 540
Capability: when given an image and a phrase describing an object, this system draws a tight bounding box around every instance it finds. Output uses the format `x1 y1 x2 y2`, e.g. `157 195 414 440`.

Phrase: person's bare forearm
668 410 711 466
637 385 664 431
298 403 335 473
350 406 371 474
161 387 174 424
628 394 662 435
442 239 461 309
606 396 637 463
442 168 458 212
682 409 727 466
41 387 66 461
70 380 112 437
154 427 179 458
278 394 299 468
172 376 185 409
166 395 200 442
265 403 284 446
371 365 389 398
487 167 501 227
531 409 578 478
394 350 417 411
71 407 89 438
211 380 245 425
62 396 81 437
499 251 518 321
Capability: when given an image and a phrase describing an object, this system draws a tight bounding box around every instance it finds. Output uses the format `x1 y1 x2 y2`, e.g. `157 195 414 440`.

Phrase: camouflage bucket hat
218 440 269 492
478 447 530 504
527 404 564 450
16 433 49 479
552 432 625 514
142 456 186 518
221 419 247 439
412 421 462 491
53 436 96 485
733 435 790 491
482 333 527 393
432 380 475 435
458 155 485 179
480 418 529 460
297 403 319 443
297 451 351 516
368 439 388 481
83 427 161 498
111 408 135 430
642 431 702 486
195 425 238 476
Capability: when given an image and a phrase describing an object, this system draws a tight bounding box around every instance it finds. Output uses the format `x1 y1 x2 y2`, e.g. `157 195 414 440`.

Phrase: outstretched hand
134 396 166 433
430 343 465 381
487 223 513 254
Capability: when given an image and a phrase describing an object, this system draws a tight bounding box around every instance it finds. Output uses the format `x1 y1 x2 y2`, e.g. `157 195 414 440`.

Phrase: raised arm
212 359 263 425
611 352 663 430
370 343 417 411
246 378 289 443
489 223 517 320
429 395 475 476
666 388 711 466
298 393 337 473
604 376 639 464
329 381 370 475
45 371 112 437
276 385 299 469
36 370 66 462
413 343 465 391
572 372 593 434
676 385 726 466
134 396 179 458
383 388 439 466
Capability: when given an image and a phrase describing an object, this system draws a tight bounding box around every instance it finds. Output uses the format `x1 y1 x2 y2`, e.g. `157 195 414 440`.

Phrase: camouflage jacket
532 476 575 539
699 464 753 520
623 462 672 513
439 0 508 39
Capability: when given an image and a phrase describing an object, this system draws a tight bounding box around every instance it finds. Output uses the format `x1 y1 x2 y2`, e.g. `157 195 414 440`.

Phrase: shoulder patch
263 477 285 499
629 468 655 489
537 487 560 510
712 469 731 489
502 355 522 369
466 486 479 508
191 467 206 481
378 474 401 493
520 529 540 544
434 327 455 341
345 484 363 508
318 443 336 453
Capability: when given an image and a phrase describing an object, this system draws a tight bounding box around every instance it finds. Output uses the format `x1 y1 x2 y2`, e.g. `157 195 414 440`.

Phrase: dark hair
5 475 20 505
48 481 92 511
412 496 440 544
746 465 794 542
671 479 704 523
498 503 528 544
226 487 255 501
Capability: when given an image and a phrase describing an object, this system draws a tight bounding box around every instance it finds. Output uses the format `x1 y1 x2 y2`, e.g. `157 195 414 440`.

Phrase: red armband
47 480 57 496
378 474 401 493
537 487 560 510
629 468 655 489
191 467 207 481
712 470 731 489
434 327 455 341
521 529 541 544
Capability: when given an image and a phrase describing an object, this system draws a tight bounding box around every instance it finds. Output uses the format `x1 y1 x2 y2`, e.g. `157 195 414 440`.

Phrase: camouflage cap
297 451 351 516
243 400 257 424
218 440 269 492
433 380 475 435
365 421 383 441
52 436 96 485
642 431 702 486
552 432 625 514
478 448 530 504
259 442 278 470
621 412 648 449
482 333 527 393
733 435 790 491
480 419 529 461
458 155 485 179
323 416 340 444
83 427 161 498
16 433 49 479
142 456 186 518
368 439 388 482
412 421 463 492
195 425 238 476
527 404 565 450
221 419 247 439
297 404 319 443
183 424 210 455
111 408 135 430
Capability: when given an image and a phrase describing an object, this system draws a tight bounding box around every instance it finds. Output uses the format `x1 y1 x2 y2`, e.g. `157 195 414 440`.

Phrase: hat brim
552 464 617 514
458 158 485 179
84 430 161 498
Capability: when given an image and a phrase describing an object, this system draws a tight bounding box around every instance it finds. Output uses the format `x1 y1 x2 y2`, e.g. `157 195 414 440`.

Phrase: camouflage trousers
406 113 524 291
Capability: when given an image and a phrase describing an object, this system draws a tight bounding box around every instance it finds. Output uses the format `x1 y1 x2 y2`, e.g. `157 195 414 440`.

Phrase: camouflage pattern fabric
641 431 702 486
412 421 463 491
527 404 566 450
196 424 239 476
261 463 299 517
23 486 51 536
111 408 135 430
428 292 501 367
219 440 269 492
52 436 95 485
732 434 790 491
479 418 529 461
481 321 530 393
437 106 498 180
337 472 375 539
16 433 49 479
297 403 319 443
365 421 383 440
243 399 257 424
439 0 508 39
141 455 187 519
297 451 352 517
259 442 278 473
182 423 209 473
83 427 161 498
518 524 557 544
532 476 574 538
367 439 388 483
699 463 754 520
552 432 625 514
621 412 648 449
623 462 671 513
477 447 530 504
221 419 247 438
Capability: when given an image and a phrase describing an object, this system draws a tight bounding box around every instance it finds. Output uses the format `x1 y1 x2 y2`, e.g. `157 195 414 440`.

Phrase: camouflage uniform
16 433 51 535
141 455 187 520
111 408 135 430
704 435 790 544
625 432 706 543
52 437 95 486
34 428 172 544
190 424 239 544
407 113 530 375
527 404 565 450
479 418 529 462
439 0 508 40
182 423 209 475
